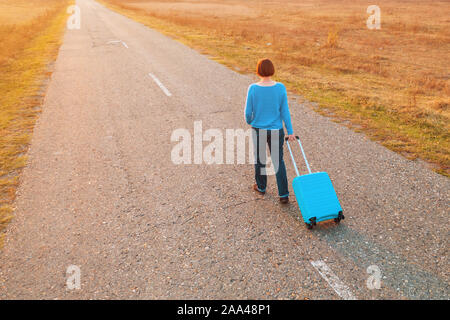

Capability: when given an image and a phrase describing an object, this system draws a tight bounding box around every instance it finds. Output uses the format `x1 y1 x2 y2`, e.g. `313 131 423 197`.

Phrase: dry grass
100 0 450 176
0 0 71 245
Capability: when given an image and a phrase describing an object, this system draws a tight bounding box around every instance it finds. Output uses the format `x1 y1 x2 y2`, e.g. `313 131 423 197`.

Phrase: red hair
256 58 275 77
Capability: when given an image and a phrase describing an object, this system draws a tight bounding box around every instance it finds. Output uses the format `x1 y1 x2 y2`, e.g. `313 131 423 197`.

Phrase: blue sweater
244 82 293 135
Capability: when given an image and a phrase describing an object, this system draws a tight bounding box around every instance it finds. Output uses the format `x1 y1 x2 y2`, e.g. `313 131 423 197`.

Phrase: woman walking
245 58 295 204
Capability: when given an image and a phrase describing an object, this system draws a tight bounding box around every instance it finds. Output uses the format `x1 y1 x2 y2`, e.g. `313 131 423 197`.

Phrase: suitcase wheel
334 211 344 224
306 217 316 230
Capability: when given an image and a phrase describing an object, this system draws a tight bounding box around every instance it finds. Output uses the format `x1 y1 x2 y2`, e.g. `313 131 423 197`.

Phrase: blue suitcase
286 136 344 229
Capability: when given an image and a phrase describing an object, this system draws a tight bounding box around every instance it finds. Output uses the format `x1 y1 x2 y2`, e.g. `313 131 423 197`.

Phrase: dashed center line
311 260 357 300
149 73 172 97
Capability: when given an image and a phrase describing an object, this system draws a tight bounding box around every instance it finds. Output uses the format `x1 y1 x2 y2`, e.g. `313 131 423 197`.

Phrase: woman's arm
280 87 294 136
244 85 254 124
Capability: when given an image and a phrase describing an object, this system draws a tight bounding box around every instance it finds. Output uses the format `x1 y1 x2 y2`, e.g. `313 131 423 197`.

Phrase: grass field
0 0 71 245
100 0 450 176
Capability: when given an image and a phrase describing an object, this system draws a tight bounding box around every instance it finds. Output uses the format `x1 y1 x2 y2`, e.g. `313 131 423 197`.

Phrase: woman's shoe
279 197 289 204
253 184 265 195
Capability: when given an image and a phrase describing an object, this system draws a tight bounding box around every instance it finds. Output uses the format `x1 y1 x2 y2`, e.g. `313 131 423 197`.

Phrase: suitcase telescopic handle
285 136 312 176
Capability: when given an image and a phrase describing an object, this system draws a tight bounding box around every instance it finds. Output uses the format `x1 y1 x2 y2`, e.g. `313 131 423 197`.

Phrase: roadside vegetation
100 0 449 177
0 0 71 245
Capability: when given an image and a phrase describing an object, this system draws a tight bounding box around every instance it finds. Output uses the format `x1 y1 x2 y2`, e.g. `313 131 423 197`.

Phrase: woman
245 58 295 204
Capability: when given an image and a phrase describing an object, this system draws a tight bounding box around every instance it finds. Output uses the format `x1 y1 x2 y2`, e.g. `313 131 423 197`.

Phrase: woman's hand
287 134 296 141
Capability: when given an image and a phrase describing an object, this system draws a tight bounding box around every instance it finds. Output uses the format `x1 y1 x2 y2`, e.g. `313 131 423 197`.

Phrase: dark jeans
252 128 289 198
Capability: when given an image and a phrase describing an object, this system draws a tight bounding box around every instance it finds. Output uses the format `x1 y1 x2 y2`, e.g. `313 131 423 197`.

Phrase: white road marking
149 73 172 97
311 260 357 300
106 40 128 48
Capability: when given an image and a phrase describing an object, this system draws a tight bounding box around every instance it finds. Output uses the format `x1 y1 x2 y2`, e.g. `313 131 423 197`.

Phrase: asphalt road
0 0 448 299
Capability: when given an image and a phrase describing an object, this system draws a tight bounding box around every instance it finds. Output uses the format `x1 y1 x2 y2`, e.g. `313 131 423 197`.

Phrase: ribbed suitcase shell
292 172 342 224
